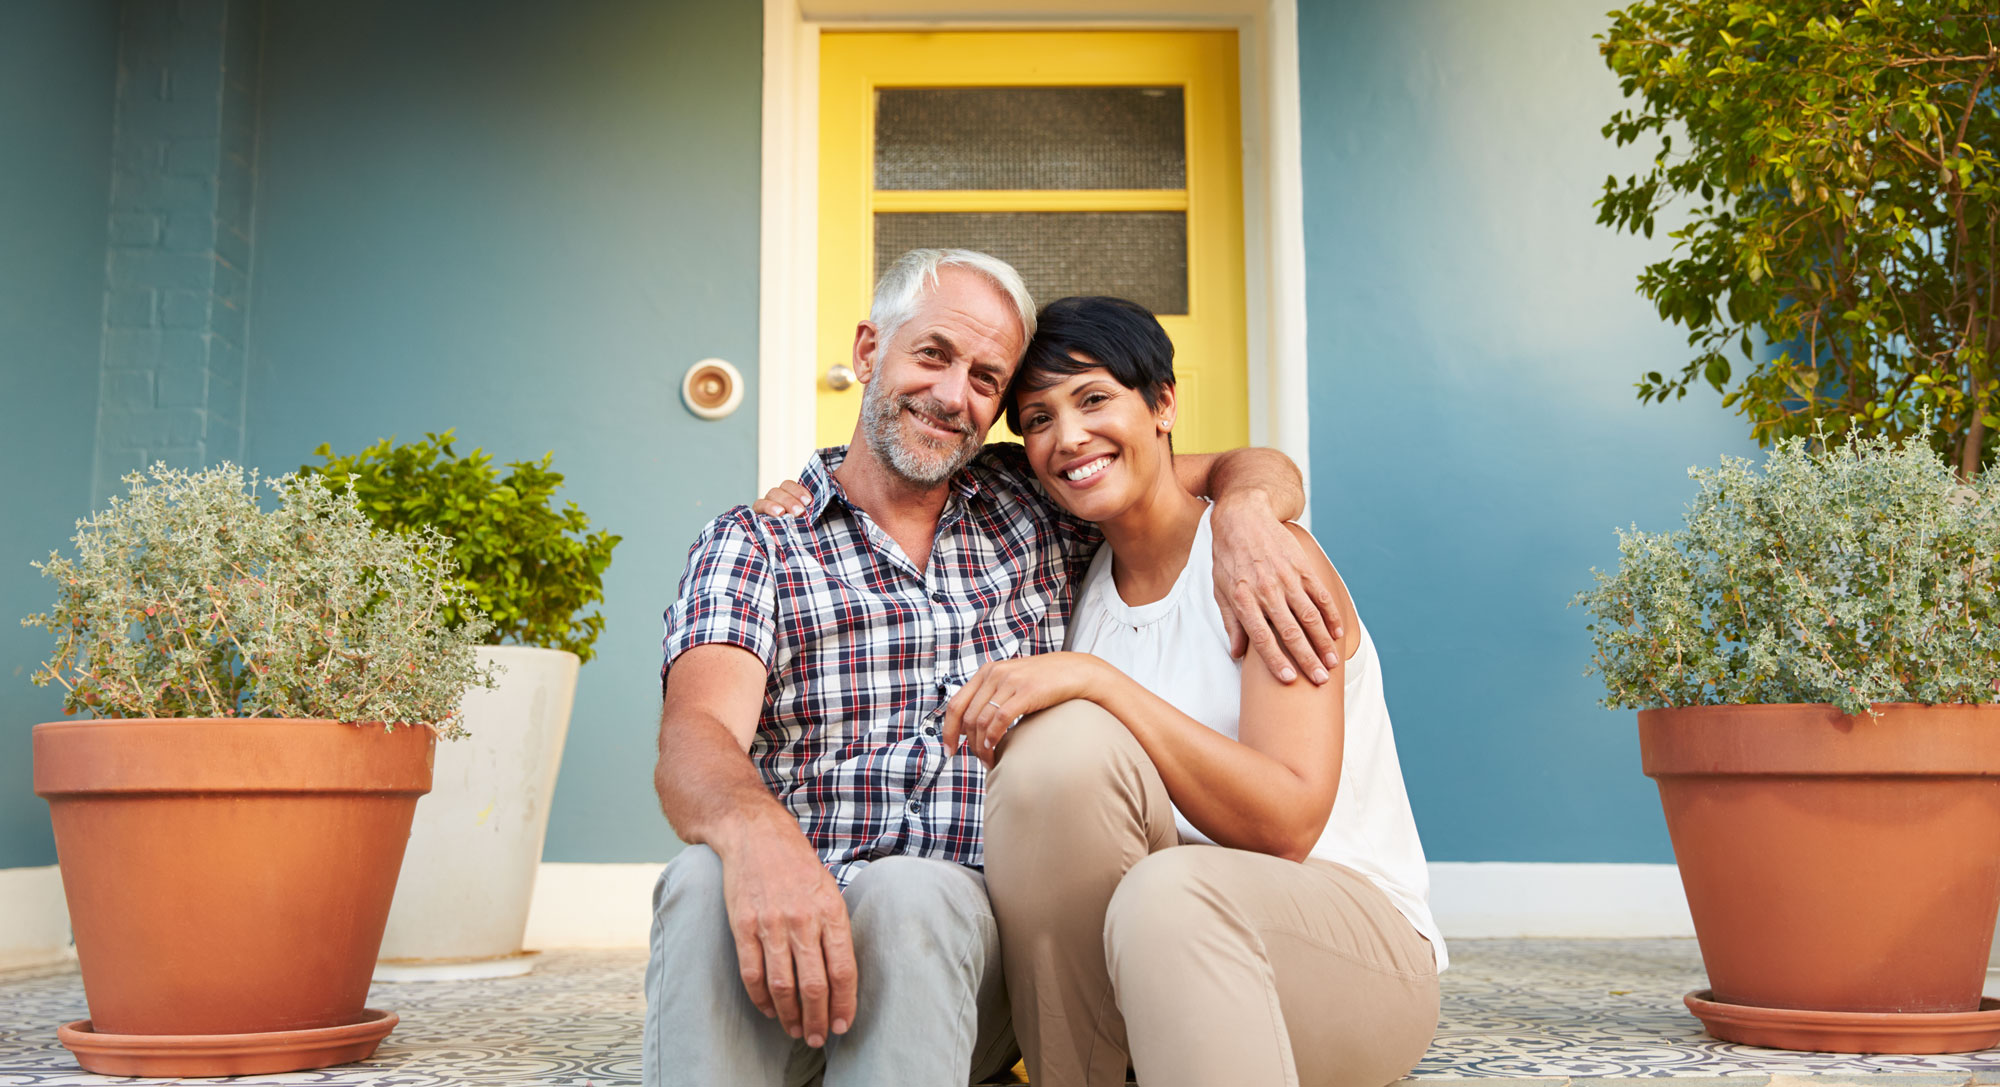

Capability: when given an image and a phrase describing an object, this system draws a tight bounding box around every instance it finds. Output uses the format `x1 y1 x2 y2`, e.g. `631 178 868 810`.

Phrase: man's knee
654 844 727 923
650 845 740 991
986 698 1140 811
844 857 995 961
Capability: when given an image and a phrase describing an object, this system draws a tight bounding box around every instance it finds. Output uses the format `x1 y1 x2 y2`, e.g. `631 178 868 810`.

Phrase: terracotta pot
1641 703 2000 1015
34 718 434 1037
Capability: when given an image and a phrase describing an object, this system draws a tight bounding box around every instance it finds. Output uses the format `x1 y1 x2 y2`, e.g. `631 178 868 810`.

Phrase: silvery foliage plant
1576 432 2000 716
23 463 498 736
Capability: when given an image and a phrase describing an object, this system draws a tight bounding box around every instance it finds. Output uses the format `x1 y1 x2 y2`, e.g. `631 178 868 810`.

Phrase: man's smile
905 404 970 442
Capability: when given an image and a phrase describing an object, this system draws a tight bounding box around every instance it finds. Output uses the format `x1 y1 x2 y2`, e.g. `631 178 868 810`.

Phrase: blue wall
0 1 120 869
1298 0 1760 862
4 0 1779 871
243 0 762 862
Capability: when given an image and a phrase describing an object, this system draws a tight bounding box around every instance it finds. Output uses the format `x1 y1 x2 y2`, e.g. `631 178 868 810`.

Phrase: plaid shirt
661 443 1101 885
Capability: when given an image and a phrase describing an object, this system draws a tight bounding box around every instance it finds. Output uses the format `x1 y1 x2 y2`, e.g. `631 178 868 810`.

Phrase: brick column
92 0 262 505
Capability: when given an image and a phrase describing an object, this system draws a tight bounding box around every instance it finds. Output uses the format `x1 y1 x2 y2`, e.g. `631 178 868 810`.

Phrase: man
647 249 1342 1086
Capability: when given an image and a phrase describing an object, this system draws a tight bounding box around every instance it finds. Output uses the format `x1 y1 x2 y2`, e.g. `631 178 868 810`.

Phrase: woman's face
1014 357 1177 523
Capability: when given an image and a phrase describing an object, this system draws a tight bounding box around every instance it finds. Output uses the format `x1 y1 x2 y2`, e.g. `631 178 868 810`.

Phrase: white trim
1428 862 1695 940
522 862 666 949
756 0 1312 523
520 860 1695 948
757 0 823 491
0 865 73 972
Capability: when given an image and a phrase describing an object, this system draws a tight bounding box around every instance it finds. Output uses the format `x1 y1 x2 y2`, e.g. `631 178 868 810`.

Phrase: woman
944 296 1444 1087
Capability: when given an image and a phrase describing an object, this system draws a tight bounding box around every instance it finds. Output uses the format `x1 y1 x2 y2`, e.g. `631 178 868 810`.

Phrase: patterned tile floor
4 940 2000 1085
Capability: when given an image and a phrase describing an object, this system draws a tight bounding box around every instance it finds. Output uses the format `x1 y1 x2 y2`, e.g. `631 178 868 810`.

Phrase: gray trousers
643 845 1016 1087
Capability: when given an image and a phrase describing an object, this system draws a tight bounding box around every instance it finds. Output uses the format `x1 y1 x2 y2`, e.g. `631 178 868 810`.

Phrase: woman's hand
942 652 1110 768
752 479 811 516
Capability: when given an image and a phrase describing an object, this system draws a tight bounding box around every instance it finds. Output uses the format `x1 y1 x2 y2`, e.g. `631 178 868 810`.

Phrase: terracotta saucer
57 1008 398 1077
1685 990 2000 1054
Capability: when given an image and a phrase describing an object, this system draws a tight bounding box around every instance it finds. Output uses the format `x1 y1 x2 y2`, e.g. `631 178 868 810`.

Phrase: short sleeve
660 512 778 694
973 442 1103 565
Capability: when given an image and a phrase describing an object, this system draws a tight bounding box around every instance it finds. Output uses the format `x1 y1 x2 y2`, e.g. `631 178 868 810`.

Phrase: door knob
825 363 856 391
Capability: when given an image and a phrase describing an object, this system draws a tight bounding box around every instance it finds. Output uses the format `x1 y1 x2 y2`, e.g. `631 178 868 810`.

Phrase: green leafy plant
300 431 620 662
1575 431 2000 715
1597 0 2000 476
22 463 496 736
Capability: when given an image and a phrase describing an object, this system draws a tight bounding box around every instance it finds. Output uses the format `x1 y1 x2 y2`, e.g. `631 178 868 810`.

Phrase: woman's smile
1060 453 1117 486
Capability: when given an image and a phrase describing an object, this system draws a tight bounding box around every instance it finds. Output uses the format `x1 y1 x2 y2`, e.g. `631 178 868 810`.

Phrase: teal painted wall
0 1 120 869
243 0 762 862
1298 0 1760 861
2 0 1786 872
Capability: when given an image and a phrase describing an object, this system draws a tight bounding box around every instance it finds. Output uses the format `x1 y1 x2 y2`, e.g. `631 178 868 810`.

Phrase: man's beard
859 380 981 486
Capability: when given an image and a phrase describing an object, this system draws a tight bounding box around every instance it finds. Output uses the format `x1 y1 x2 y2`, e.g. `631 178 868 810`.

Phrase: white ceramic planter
375 645 579 980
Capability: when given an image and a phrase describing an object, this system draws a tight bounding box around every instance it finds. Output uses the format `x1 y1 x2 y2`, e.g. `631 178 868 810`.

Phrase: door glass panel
874 87 1186 190
875 211 1189 314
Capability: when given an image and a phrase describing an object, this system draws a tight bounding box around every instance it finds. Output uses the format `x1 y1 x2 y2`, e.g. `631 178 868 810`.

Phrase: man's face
856 266 1026 486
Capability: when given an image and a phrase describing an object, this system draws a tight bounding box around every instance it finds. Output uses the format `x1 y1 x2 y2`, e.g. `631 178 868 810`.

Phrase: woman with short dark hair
947 295 1445 1087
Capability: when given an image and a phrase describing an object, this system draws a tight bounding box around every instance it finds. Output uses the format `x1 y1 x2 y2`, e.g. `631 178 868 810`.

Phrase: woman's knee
984 698 1141 812
1103 848 1240 962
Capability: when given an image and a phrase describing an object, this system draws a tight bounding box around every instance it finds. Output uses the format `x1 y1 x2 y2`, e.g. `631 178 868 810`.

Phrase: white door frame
757 0 1312 522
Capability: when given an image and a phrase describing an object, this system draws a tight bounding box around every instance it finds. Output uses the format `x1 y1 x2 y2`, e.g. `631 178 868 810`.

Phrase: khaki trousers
983 700 1439 1087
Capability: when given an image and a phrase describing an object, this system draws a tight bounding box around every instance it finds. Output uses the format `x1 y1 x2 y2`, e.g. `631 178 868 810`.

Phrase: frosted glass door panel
875 211 1189 315
874 87 1186 191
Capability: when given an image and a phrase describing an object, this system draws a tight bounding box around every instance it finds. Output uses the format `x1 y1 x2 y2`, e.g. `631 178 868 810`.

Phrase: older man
646 249 1340 1086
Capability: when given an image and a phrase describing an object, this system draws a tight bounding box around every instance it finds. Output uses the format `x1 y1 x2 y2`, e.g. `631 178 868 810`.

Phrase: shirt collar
800 444 988 524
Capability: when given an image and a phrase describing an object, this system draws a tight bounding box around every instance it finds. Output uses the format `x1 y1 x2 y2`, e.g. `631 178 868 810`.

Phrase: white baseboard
1428 862 1693 939
0 865 73 971
523 862 667 950
6 859 1692 958
517 859 1696 950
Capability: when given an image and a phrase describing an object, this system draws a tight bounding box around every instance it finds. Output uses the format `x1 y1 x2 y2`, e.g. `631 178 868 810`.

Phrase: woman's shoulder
1281 523 1361 666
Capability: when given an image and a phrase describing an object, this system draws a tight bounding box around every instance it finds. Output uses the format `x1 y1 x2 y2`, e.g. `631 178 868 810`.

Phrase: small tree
1597 0 2000 476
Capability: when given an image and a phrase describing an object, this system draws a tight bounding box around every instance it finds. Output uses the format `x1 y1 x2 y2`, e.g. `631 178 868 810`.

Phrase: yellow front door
815 30 1249 453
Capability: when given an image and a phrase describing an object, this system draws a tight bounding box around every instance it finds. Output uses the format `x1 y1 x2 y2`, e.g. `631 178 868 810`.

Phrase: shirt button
908 800 923 815
923 725 939 737
930 591 947 604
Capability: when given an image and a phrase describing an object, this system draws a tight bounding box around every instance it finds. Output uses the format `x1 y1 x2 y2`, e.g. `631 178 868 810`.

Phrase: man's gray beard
859 381 980 486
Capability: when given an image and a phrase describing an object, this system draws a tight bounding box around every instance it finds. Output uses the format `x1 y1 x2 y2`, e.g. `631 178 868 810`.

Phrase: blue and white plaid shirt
661 443 1101 885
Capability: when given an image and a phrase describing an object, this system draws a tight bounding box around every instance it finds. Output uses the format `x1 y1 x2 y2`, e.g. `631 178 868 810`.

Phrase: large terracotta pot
33 718 434 1042
1641 703 2000 1016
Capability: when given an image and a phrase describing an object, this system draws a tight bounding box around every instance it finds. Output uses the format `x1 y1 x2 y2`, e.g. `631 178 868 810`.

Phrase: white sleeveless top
1065 506 1447 970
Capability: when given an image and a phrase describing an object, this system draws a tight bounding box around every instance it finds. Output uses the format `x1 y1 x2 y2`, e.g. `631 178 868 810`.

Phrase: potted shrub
1577 432 2000 1053
301 431 620 979
23 463 494 1077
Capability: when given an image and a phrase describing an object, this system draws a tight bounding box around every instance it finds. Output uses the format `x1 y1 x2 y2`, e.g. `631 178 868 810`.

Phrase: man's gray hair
870 249 1037 348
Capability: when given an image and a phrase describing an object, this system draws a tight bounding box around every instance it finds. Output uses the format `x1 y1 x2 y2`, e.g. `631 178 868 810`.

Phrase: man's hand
716 814 859 1049
1210 494 1344 685
656 646 855 1047
753 480 811 516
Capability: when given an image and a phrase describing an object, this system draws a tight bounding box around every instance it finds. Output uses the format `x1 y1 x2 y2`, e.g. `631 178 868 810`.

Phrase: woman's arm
944 525 1360 862
1151 523 1358 857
